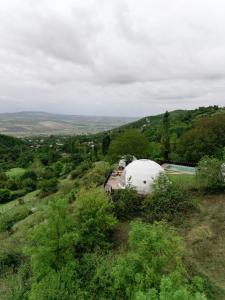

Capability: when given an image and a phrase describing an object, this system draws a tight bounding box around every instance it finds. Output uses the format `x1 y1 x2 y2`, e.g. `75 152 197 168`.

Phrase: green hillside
107 106 225 163
0 106 224 299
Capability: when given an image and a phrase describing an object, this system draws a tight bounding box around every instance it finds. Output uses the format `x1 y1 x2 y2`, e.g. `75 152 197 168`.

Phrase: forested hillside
107 106 225 163
0 106 224 300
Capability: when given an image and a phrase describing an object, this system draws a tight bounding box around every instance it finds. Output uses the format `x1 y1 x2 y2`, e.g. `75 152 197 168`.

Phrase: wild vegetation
0 106 224 299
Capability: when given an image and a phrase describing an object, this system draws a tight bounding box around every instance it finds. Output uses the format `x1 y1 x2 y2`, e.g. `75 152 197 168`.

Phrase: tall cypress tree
102 134 111 156
161 111 170 160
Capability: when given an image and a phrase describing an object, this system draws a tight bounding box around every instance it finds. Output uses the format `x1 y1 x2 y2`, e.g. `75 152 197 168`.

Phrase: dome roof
124 159 164 194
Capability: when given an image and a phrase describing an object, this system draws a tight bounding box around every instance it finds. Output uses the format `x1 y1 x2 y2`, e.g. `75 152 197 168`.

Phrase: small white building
124 159 164 194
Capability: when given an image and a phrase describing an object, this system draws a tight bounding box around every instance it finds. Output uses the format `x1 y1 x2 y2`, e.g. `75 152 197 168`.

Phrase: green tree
102 134 111 156
111 221 185 299
108 129 150 162
74 187 117 250
26 199 78 300
39 178 58 197
178 114 225 162
0 188 11 204
143 173 195 221
161 111 170 160
134 274 206 300
112 188 143 220
196 156 224 192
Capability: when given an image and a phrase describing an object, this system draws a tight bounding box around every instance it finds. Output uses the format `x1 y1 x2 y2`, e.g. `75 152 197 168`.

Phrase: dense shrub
81 161 112 187
196 156 224 193
0 206 30 232
10 189 27 200
0 172 7 189
0 235 26 271
0 188 11 204
111 221 206 299
143 174 196 221
52 161 64 176
74 187 117 250
26 199 78 300
112 188 143 220
21 170 37 181
21 178 37 192
39 178 58 197
70 160 93 179
6 179 19 191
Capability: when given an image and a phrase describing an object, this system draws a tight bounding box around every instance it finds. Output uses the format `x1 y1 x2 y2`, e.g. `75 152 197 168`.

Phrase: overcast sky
0 0 225 117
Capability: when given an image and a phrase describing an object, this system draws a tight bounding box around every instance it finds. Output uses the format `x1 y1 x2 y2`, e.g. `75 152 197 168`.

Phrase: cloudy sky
0 0 225 117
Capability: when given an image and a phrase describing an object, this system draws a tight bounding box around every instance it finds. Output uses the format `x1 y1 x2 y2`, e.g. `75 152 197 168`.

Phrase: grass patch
177 194 225 300
168 173 197 191
0 191 39 214
6 168 25 179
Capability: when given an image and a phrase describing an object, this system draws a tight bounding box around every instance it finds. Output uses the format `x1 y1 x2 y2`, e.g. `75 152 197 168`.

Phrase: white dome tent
124 159 164 194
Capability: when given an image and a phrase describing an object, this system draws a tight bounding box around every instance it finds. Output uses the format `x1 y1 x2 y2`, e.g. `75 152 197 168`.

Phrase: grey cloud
0 0 225 116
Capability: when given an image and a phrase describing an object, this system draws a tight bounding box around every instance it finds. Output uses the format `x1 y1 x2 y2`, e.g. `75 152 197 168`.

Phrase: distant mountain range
0 111 137 137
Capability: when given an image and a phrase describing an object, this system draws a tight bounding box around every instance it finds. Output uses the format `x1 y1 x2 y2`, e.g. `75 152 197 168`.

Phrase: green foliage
0 189 11 204
26 199 78 299
148 142 161 160
0 135 26 171
111 221 185 298
178 114 225 162
0 263 31 300
39 178 58 197
109 129 150 162
134 274 206 300
161 111 170 160
196 156 224 192
102 134 111 155
52 161 64 176
112 188 143 220
81 161 111 187
143 174 196 221
70 160 93 179
0 205 30 232
21 178 37 193
74 187 117 250
6 168 26 179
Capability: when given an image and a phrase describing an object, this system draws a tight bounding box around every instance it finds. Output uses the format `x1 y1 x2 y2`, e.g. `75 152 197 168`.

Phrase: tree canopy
108 129 150 162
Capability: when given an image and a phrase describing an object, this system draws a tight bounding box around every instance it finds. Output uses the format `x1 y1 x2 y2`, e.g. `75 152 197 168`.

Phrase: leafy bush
39 178 58 197
112 188 143 220
81 161 112 187
0 206 30 232
0 188 11 204
70 160 93 179
0 234 26 271
111 221 205 299
6 179 19 191
21 170 37 181
26 199 78 300
196 156 224 192
74 187 117 250
10 189 27 200
21 178 37 192
143 174 196 221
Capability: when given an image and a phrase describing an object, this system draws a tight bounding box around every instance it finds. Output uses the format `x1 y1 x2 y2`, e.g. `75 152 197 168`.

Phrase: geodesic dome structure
124 159 164 194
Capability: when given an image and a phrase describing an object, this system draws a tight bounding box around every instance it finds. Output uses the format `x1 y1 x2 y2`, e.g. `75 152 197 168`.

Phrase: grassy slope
177 194 225 299
0 168 224 299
